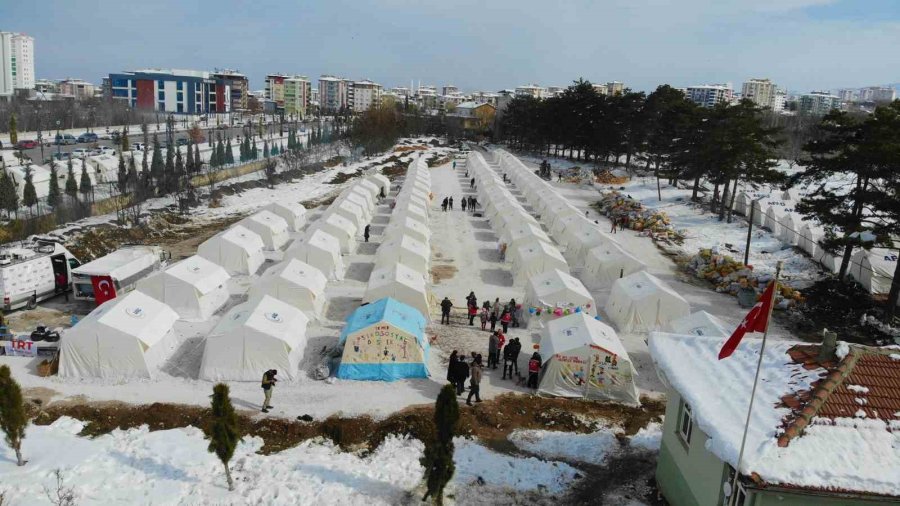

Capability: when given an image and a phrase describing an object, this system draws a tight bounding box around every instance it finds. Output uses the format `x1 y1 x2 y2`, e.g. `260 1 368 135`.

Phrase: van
70 245 167 304
77 132 98 143
0 241 80 310
55 134 77 145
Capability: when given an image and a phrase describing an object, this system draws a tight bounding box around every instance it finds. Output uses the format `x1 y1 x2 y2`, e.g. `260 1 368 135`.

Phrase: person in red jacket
527 352 542 389
467 304 478 326
500 309 512 333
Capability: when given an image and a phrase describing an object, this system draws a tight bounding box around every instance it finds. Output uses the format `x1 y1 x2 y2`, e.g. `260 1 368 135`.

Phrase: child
489 311 498 332
480 307 489 330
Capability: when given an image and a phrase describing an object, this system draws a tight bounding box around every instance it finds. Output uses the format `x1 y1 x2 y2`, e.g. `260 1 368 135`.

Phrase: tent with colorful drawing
336 297 429 381
537 312 639 404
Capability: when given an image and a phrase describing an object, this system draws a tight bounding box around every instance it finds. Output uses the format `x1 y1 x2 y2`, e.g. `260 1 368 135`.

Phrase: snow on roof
72 246 159 280
367 263 427 293
543 312 629 360
649 334 900 497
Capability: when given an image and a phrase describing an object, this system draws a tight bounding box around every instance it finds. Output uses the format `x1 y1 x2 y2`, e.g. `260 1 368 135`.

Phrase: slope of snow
451 437 580 494
508 428 619 465
628 422 662 451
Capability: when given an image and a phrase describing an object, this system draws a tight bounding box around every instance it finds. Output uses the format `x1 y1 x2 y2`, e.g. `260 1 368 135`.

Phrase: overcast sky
2 0 897 93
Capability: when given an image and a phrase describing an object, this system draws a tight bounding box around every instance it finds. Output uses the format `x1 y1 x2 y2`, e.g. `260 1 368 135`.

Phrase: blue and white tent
337 297 429 381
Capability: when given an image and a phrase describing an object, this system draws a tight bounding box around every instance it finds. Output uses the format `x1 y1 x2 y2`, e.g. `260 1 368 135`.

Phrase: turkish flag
718 281 776 360
91 275 117 306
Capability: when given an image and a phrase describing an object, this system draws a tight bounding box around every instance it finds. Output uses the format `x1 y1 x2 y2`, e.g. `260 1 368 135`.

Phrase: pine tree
8 114 17 146
225 139 234 165
186 141 195 174
264 140 269 158
251 142 258 160
47 161 61 209
206 383 240 491
239 137 246 163
280 142 285 154
287 129 295 151
271 144 279 156
216 139 226 167
117 153 128 194
163 142 175 193
173 148 184 193
0 365 28 466
421 384 459 505
0 170 18 218
194 143 202 173
121 126 130 152
22 165 37 214
79 159 92 202
150 135 164 185
127 155 139 192
65 156 78 199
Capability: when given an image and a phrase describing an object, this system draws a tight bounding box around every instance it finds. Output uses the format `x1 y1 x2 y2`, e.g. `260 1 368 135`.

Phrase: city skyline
1 0 898 94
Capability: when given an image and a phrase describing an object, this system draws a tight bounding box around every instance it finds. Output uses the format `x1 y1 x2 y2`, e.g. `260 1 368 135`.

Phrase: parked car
71 148 91 158
54 134 77 145
77 132 98 143
131 143 146 151
175 138 190 146
98 146 116 156
15 140 38 150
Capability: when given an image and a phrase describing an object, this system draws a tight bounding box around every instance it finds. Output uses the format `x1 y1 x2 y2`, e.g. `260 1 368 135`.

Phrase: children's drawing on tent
345 325 416 364
588 347 624 389
555 354 587 388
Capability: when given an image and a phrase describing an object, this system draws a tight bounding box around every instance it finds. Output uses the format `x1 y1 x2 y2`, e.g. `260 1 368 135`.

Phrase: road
4 118 322 165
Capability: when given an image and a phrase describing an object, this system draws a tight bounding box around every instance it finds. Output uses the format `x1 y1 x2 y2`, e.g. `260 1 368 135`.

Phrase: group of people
446 351 484 405
440 195 478 213
537 159 553 179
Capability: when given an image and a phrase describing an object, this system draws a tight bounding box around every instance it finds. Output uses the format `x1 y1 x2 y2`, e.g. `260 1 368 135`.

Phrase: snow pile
451 437 580 494
0 417 424 505
508 428 619 465
628 422 663 451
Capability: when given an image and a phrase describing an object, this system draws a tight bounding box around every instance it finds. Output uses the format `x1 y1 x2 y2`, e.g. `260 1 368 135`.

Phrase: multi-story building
212 70 249 111
515 84 546 99
34 78 57 94
391 86 411 97
264 73 289 109
350 80 382 112
858 86 896 103
772 89 787 112
58 78 96 99
0 32 34 97
318 75 351 113
283 76 312 118
106 69 231 114
837 88 856 103
442 85 459 96
592 82 625 96
470 91 501 107
798 91 841 115
741 78 778 109
684 84 733 108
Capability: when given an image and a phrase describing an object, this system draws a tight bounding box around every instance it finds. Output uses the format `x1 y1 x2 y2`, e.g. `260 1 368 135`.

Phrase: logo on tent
125 306 145 318
190 266 201 272
265 312 284 323
564 327 576 337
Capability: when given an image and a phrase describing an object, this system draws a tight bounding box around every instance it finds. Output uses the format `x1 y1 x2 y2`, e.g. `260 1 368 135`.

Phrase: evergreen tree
280 142 285 154
8 113 17 145
0 365 28 466
206 383 240 491
150 135 164 185
65 156 78 199
164 142 175 193
117 152 128 194
141 121 150 177
239 137 246 162
287 129 295 150
194 143 202 173
121 126 130 152
186 141 195 174
251 142 258 160
22 165 37 214
79 159 92 202
174 148 184 193
225 139 234 165
127 155 139 192
216 139 226 167
421 384 459 505
47 161 61 209
264 140 269 158
271 144 279 156
0 169 18 218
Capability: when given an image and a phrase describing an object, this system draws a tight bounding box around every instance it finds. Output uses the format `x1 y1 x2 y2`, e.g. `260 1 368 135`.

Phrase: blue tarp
337 297 429 381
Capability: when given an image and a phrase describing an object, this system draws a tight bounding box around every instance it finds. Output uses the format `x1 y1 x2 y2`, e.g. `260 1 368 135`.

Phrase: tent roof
163 255 230 295
215 225 265 252
543 312 630 360
261 258 327 293
378 234 429 260
666 310 730 337
72 246 160 280
78 291 178 348
241 209 289 233
265 201 307 219
505 222 550 244
367 174 391 193
528 268 592 300
211 295 309 350
612 271 684 302
367 263 427 292
513 240 566 264
340 297 427 343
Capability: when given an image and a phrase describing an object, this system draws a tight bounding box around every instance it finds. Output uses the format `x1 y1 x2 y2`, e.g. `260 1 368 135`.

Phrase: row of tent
337 157 433 381
492 149 700 334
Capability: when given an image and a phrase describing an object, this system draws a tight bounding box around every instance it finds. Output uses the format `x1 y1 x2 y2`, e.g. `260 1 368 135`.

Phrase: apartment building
350 80 382 112
798 91 841 115
283 76 312 118
442 85 459 96
0 32 35 96
740 78 778 108
515 84 546 99
858 86 896 103
319 75 351 113
837 88 856 102
57 78 97 99
107 69 231 113
265 73 290 109
684 84 733 108
212 70 249 111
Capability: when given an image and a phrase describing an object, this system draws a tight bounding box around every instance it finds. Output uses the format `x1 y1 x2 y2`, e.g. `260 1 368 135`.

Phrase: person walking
500 309 511 333
378 187 386 200
449 197 454 210
363 224 371 243
461 198 467 212
488 331 499 369
447 351 458 384
527 352 542 389
260 369 278 413
466 355 483 406
501 342 514 380
453 354 469 396
441 197 448 212
465 291 477 309
480 306 489 330
512 303 522 328
489 311 498 332
508 338 522 377
452 160 457 169
440 296 453 325
470 177 475 188
610 215 618 234
467 304 478 326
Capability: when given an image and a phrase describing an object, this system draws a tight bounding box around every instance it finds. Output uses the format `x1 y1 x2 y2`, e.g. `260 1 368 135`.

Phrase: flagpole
728 261 781 505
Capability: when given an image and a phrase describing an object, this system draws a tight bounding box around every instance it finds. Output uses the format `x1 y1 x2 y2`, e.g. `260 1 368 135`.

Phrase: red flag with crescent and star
718 281 776 360
91 275 117 306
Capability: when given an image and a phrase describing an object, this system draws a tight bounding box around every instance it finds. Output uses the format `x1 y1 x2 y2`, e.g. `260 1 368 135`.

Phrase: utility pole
744 196 764 266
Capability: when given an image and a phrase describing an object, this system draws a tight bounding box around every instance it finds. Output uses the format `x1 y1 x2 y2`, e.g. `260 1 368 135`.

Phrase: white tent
367 174 391 196
495 209 539 239
353 178 381 201
345 186 376 215
764 205 790 237
385 216 431 245
733 192 751 216
363 263 431 321
59 291 179 379
330 199 367 230
584 242 647 285
510 241 569 285
564 224 612 261
547 207 585 238
375 234 430 273
136 255 230 321
605 271 690 333
199 295 310 381
538 313 639 404
248 258 328 319
751 199 769 226
848 248 898 295
524 269 596 324
308 212 358 254
664 310 730 337
264 202 308 232
239 210 291 251
504 222 551 251
395 203 428 225
198 225 265 275
777 212 801 245
797 223 823 257
284 229 345 281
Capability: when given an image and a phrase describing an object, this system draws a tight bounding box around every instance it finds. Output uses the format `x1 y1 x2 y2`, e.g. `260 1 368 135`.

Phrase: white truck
0 241 81 311
70 245 167 304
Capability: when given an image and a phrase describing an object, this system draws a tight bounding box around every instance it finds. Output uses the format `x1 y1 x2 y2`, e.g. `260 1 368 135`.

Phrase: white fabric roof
284 229 345 281
135 255 230 321
309 212 358 254
71 246 160 280
585 242 647 285
198 225 265 275
239 210 291 251
848 248 898 295
249 258 327 318
375 234 430 273
664 310 730 338
264 201 308 232
363 263 430 321
605 271 690 333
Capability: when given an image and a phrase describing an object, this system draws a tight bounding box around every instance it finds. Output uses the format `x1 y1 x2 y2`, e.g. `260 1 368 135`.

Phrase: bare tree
43 469 76 506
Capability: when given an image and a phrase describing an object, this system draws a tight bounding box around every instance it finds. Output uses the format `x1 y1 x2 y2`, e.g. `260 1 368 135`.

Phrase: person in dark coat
461 197 467 211
488 332 499 369
470 177 475 188
507 338 522 377
489 311 498 332
453 355 469 395
441 197 448 212
440 296 453 325
466 355 483 405
527 352 542 389
364 224 371 243
447 350 458 383
449 196 454 210
261 369 278 413
466 291 477 309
